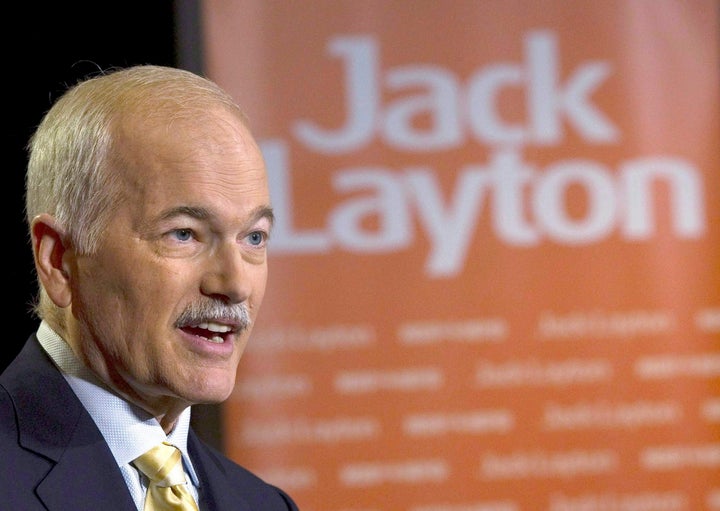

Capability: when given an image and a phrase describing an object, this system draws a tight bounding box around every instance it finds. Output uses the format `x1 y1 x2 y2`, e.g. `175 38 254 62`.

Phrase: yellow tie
133 442 199 511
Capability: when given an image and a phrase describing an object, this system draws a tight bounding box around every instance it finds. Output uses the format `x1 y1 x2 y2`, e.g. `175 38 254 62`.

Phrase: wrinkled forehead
120 96 248 133
114 101 260 161
111 103 267 201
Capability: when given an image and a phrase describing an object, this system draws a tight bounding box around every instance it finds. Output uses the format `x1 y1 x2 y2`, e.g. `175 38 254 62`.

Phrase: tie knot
133 442 186 486
133 442 199 510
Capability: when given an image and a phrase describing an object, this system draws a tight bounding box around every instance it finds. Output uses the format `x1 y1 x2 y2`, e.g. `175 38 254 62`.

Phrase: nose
200 242 253 304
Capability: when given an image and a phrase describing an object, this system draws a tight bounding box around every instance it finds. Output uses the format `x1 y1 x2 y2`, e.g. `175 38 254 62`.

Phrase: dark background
7 4 179 371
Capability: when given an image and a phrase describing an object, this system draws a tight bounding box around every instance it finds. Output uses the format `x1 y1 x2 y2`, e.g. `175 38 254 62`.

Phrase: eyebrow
157 204 275 228
253 205 275 228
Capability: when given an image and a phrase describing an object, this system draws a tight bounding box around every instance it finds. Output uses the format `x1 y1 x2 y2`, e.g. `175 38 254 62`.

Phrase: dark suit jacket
0 335 299 510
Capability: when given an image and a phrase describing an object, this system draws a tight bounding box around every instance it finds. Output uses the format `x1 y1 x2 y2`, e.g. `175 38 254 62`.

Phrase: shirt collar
36 320 200 486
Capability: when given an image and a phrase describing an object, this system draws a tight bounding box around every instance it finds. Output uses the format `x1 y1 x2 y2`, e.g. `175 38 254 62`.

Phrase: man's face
70 107 271 413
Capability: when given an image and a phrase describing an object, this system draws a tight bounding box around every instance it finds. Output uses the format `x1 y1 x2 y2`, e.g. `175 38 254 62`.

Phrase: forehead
121 102 257 156
116 106 269 215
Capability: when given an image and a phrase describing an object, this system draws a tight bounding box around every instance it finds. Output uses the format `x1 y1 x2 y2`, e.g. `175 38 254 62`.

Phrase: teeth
197 322 233 333
209 335 224 344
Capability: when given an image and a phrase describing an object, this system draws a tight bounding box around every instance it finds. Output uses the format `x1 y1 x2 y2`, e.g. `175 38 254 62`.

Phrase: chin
183 371 236 404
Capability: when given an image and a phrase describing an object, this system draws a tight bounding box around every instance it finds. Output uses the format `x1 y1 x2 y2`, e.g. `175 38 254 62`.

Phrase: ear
31 213 73 308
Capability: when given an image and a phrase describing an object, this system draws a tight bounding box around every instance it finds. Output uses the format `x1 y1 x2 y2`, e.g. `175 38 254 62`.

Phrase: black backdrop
7 4 178 372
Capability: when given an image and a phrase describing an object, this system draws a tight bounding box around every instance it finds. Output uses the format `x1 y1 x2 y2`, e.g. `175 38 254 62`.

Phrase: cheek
74 259 126 312
130 265 194 313
77 256 174 320
250 267 269 311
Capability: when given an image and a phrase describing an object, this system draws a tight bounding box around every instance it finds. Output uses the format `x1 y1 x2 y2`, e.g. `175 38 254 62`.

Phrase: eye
171 228 195 242
246 230 268 247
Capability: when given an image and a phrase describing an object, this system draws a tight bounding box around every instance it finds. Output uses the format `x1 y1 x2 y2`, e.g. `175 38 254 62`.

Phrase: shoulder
0 383 18 442
0 382 53 502
0 376 22 450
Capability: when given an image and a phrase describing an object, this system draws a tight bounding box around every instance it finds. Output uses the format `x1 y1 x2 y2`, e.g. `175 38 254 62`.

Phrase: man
0 65 299 510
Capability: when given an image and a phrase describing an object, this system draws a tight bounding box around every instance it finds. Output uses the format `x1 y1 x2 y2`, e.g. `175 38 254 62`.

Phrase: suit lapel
36 415 137 510
188 431 254 511
4 336 136 511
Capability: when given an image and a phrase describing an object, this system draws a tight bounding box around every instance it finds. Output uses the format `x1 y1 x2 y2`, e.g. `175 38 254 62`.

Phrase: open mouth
182 321 235 344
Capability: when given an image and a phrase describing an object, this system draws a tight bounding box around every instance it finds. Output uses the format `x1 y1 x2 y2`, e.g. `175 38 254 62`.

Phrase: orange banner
201 1 720 509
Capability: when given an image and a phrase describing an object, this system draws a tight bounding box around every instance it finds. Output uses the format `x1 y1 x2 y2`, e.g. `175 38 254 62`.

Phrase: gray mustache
175 300 251 330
